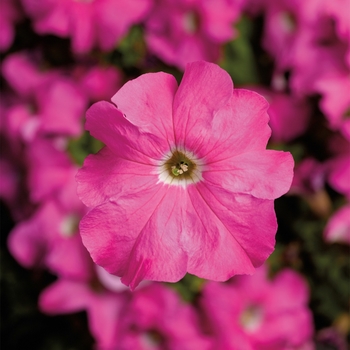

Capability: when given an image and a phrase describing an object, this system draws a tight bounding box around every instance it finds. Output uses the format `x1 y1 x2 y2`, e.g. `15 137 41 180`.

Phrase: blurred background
1 0 349 349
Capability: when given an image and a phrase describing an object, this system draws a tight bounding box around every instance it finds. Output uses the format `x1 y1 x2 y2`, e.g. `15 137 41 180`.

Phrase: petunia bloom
144 0 243 69
77 61 294 289
199 265 315 350
21 0 152 54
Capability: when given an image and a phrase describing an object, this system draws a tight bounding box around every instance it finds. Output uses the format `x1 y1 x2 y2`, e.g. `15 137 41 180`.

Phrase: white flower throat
158 149 204 188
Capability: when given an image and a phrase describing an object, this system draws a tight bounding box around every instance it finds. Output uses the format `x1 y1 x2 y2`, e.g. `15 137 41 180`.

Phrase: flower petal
79 185 189 290
205 150 294 200
86 100 168 162
174 71 271 161
111 71 178 146
202 89 272 161
77 146 158 208
172 61 233 154
185 183 277 279
39 280 92 314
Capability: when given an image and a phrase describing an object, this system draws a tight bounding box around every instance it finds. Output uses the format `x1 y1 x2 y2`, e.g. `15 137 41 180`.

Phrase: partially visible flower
145 0 243 69
289 157 330 217
77 61 294 289
316 326 348 350
290 158 325 196
249 86 311 143
21 0 152 54
39 273 132 350
74 64 123 102
25 138 82 207
8 199 92 279
116 283 212 349
324 204 350 245
2 51 87 142
200 265 315 350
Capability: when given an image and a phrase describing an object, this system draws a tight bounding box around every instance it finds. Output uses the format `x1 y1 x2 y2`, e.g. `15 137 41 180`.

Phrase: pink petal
77 146 158 208
1 52 43 97
96 0 152 50
174 78 271 161
46 233 93 280
186 183 277 277
39 280 93 314
204 89 272 161
70 2 95 53
111 71 178 146
266 269 310 312
79 185 189 290
205 150 294 200
172 61 234 154
85 101 168 163
87 291 129 349
39 79 86 136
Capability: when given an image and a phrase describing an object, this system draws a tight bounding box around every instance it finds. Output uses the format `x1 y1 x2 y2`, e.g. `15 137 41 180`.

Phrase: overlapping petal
85 101 167 163
174 71 271 161
172 61 234 154
111 71 178 145
205 150 294 200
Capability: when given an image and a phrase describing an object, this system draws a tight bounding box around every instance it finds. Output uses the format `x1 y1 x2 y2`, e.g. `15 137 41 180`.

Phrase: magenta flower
77 61 294 289
144 0 243 69
290 158 325 197
200 265 314 350
116 283 212 349
74 64 123 102
39 275 132 350
21 0 152 54
248 86 311 143
2 52 87 142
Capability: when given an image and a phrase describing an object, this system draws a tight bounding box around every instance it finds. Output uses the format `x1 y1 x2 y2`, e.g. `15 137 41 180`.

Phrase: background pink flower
145 0 243 69
200 265 315 350
21 0 153 54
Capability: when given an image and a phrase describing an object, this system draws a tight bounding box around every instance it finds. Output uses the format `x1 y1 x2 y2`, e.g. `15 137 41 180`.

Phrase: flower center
60 214 80 237
183 11 200 34
167 151 194 178
158 149 204 187
240 304 264 333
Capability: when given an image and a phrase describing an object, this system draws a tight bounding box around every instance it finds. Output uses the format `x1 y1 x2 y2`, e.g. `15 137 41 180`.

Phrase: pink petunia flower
144 0 243 69
115 283 212 349
289 157 330 217
39 274 132 350
20 0 152 54
40 276 210 350
200 265 315 350
73 64 123 102
2 52 87 142
290 158 325 197
248 86 311 143
77 61 294 289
